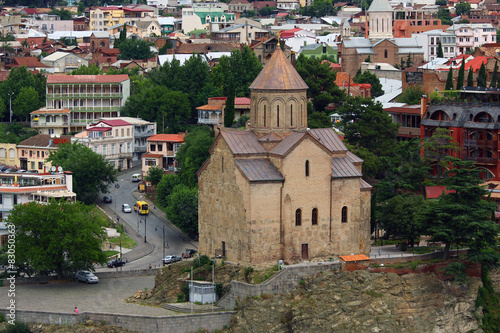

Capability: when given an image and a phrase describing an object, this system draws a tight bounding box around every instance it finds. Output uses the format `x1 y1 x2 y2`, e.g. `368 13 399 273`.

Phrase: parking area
0 276 173 316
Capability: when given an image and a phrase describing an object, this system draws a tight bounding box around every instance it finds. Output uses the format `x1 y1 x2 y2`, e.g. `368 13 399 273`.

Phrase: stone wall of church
368 12 393 39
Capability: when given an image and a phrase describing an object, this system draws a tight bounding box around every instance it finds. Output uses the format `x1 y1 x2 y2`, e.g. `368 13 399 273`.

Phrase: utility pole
8 92 14 123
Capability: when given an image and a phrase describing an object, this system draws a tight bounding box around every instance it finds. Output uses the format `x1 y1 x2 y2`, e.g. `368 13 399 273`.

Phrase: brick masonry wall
0 309 236 333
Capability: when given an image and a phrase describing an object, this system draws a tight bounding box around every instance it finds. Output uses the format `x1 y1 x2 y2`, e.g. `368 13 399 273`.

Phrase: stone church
197 48 372 267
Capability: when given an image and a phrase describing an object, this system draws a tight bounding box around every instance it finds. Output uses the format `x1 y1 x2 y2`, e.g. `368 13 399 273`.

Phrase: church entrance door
301 244 309 259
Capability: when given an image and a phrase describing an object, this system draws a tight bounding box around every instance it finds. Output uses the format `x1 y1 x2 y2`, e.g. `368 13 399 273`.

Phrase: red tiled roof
31 108 71 114
22 8 40 14
99 119 131 126
7 57 48 68
47 74 129 84
425 186 455 199
464 56 491 72
280 28 301 39
143 153 164 158
88 127 111 132
235 97 250 105
94 56 118 64
197 104 223 111
322 60 341 70
335 72 355 87
18 134 71 148
98 48 120 54
339 254 370 262
147 134 185 143
276 13 288 17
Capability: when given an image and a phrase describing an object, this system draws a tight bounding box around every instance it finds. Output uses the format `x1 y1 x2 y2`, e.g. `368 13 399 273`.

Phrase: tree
295 54 345 111
456 59 465 90
377 195 426 247
396 85 425 105
49 8 72 20
13 86 39 121
353 70 384 97
47 142 117 204
0 123 36 144
121 86 191 133
437 8 452 25
224 76 235 127
6 200 108 279
477 62 487 88
156 174 181 207
118 38 153 60
491 60 498 88
145 166 164 186
308 111 332 128
69 64 103 75
437 41 444 58
166 184 198 236
259 6 276 17
60 37 77 46
445 67 454 90
467 67 474 87
175 129 214 188
418 157 499 260
455 1 471 16
422 127 459 185
115 24 127 49
336 96 399 157
158 40 173 55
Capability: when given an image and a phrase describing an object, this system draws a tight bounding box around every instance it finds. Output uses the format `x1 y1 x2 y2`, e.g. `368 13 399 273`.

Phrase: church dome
249 47 308 91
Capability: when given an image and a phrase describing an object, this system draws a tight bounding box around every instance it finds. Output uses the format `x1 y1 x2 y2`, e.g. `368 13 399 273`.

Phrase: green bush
476 272 500 332
244 266 254 282
0 312 5 322
440 262 468 284
3 321 31 333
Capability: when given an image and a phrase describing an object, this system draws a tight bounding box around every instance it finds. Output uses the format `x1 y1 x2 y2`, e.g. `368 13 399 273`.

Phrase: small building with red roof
142 133 187 176
197 97 251 128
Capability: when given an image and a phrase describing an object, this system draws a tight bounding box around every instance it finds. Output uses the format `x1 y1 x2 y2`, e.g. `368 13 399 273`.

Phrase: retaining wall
0 309 236 333
0 268 158 286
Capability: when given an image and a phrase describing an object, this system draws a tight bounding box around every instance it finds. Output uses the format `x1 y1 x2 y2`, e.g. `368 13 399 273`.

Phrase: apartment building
446 23 496 55
31 75 130 135
181 7 235 34
0 171 75 247
413 30 457 61
17 134 72 172
74 117 157 169
142 133 186 176
89 6 155 31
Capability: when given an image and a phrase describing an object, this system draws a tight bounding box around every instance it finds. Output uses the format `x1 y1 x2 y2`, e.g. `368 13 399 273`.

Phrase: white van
131 174 142 182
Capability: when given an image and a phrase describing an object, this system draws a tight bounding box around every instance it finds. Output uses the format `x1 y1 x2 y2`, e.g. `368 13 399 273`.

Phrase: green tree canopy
467 67 474 86
491 60 498 88
457 59 465 90
6 201 108 279
418 157 499 260
69 64 104 75
259 6 276 16
175 128 214 188
396 85 425 105
121 85 191 133
422 127 459 185
300 0 338 17
437 8 452 25
156 174 181 207
145 166 164 186
336 96 399 156
166 184 198 237
478 62 487 88
13 86 39 121
377 194 426 247
437 41 444 58
49 8 72 20
295 54 345 111
353 70 384 97
47 142 117 204
118 38 154 60
308 111 332 128
224 76 235 127
445 67 454 90
455 1 471 16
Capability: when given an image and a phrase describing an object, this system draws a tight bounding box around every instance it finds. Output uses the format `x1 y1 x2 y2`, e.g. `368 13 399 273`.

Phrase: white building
413 29 457 61
446 23 496 55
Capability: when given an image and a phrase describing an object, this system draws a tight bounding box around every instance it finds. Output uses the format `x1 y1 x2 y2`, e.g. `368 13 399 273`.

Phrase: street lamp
155 224 167 259
8 92 14 123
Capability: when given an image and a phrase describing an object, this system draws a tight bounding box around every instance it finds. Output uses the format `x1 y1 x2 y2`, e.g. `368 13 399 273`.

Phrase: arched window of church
300 104 303 125
305 160 310 177
341 206 348 223
295 209 302 226
264 105 266 127
277 105 280 127
312 208 318 225
384 49 388 58
221 156 224 173
290 104 293 126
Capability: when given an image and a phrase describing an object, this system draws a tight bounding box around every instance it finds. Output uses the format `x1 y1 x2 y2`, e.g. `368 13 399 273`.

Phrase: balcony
212 35 240 42
48 93 123 99
31 121 69 127
134 129 155 138
464 156 498 165
198 118 221 125
70 106 120 112
134 146 147 152
106 152 133 159
463 139 498 149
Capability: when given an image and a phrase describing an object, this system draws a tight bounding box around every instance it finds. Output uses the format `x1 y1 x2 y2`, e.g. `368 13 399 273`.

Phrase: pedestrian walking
74 307 78 314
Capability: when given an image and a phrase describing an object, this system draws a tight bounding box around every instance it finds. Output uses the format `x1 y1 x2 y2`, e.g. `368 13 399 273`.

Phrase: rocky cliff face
229 270 482 333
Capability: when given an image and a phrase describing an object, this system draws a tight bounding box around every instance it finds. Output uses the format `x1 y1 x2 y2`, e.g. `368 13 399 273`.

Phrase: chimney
421 95 428 117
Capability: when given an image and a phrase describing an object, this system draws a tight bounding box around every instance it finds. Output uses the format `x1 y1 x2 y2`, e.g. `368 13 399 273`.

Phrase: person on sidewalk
74 307 78 314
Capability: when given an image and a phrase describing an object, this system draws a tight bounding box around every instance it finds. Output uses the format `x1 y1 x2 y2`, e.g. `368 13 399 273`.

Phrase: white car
122 204 132 213
162 255 181 265
75 270 99 284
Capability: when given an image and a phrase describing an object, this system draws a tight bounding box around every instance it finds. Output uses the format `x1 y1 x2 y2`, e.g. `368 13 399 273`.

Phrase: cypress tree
456 59 465 90
437 41 444 58
224 76 235 128
490 60 498 88
477 62 487 88
467 67 474 87
445 67 454 91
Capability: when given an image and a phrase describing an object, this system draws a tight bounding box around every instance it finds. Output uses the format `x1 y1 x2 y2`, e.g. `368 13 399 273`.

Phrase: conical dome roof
249 47 308 90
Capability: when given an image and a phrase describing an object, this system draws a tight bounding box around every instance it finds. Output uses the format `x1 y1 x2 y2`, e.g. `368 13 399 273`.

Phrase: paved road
0 276 173 315
97 168 197 271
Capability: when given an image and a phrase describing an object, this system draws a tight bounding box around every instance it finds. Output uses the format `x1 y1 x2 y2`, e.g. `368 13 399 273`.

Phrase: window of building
295 208 302 226
221 156 224 173
384 49 388 58
111 144 115 154
102 145 107 155
157 144 163 151
38 162 43 169
430 37 434 44
263 105 266 126
13 195 17 205
31 161 35 169
305 160 310 177
277 105 280 127
341 206 348 223
48 129 54 135
150 144 156 151
121 129 124 137
312 208 318 225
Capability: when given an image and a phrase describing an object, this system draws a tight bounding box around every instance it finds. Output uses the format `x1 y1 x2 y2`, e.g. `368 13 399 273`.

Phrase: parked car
122 203 132 213
103 195 112 203
131 174 142 182
182 249 197 258
75 270 99 284
162 255 181 265
107 259 126 268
